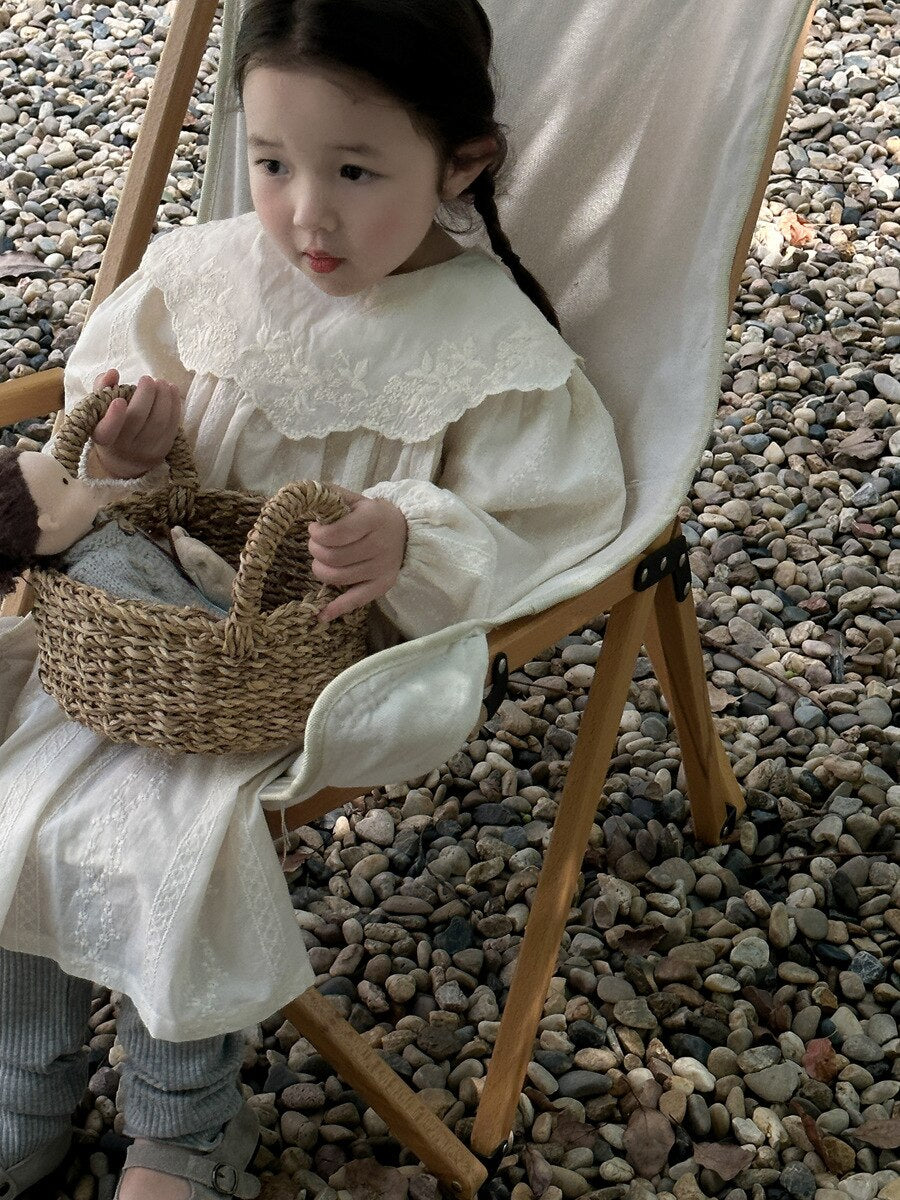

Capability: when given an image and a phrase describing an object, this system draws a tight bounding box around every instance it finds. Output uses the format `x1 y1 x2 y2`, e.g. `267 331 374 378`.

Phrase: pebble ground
1 3 898 1200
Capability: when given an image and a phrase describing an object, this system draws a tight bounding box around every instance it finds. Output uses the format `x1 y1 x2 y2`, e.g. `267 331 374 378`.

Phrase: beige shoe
0 1128 72 1199
113 1103 260 1199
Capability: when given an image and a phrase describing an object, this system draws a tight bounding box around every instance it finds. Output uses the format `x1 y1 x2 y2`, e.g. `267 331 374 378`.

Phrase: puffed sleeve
362 366 626 639
47 269 196 498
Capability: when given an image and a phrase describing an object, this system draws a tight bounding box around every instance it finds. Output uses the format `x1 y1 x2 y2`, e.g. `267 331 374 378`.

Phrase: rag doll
0 446 236 614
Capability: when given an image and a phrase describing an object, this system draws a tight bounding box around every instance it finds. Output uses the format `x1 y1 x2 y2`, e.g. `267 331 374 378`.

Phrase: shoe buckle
212 1162 239 1194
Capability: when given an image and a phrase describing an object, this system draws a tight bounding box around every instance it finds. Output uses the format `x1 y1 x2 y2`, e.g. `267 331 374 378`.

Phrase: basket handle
223 480 353 658
51 384 199 525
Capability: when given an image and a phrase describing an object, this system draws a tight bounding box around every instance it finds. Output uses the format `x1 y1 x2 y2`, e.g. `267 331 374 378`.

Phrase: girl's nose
292 182 336 233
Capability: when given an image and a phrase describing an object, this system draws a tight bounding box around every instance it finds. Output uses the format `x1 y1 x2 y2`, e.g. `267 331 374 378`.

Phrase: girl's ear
441 135 500 201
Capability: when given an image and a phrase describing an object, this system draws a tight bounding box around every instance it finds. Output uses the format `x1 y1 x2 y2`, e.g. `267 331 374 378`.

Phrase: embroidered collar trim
140 212 581 443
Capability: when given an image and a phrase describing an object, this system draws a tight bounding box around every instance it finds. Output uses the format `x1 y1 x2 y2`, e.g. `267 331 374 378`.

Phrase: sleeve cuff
76 440 171 493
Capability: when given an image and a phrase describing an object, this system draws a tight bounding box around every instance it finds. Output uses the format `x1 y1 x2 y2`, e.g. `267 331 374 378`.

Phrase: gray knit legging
0 947 245 1168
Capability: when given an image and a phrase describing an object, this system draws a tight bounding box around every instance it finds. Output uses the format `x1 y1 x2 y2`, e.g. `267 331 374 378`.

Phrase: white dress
0 211 625 1041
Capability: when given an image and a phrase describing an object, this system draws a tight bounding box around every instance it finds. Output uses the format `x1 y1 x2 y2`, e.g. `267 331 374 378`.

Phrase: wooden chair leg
643 541 746 845
471 586 657 1158
88 0 220 315
283 988 488 1199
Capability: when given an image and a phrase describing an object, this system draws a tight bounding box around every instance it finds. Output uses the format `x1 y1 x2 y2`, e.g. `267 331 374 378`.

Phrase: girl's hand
308 486 409 623
88 368 182 479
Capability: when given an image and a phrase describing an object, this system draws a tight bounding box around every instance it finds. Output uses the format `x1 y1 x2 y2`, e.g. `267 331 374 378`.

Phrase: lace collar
141 211 580 443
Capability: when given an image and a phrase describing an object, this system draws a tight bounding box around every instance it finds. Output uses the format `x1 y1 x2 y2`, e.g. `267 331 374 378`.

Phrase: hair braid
469 172 561 332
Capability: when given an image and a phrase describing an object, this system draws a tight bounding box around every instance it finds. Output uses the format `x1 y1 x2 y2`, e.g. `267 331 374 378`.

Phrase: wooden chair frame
0 3 813 1193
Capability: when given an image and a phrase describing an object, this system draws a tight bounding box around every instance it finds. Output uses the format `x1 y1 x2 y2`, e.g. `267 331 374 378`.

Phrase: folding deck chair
0 0 815 1193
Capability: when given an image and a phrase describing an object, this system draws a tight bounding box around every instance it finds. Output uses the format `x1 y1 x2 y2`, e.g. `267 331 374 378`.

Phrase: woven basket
29 385 370 755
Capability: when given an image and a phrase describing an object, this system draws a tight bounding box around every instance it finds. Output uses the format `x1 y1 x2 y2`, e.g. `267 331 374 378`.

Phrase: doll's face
17 452 107 555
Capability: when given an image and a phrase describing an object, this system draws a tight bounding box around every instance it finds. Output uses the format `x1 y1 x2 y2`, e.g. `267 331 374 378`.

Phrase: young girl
0 0 625 1196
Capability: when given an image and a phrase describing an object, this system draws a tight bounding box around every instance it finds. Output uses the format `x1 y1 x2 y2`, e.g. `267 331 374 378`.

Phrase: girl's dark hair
231 0 561 331
0 448 41 599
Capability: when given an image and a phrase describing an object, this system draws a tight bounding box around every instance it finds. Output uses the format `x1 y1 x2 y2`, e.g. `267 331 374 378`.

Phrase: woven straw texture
29 385 370 755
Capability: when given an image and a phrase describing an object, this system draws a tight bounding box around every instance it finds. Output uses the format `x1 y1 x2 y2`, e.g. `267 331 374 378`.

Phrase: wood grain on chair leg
283 988 488 1199
87 0 220 314
471 586 656 1158
644 538 745 845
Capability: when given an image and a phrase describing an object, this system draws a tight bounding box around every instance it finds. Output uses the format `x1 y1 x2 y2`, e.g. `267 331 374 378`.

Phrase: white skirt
0 614 315 1042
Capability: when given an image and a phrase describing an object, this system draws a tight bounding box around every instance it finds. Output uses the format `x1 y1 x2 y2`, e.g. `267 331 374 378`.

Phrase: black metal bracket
473 1135 514 1199
482 653 509 720
634 534 691 601
721 804 740 839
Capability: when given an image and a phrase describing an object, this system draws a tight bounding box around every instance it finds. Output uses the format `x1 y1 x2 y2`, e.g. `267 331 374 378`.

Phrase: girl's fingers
93 368 119 391
310 557 378 586
308 540 377 571
317 580 381 624
91 395 129 445
308 508 371 547
116 377 157 442
140 386 179 451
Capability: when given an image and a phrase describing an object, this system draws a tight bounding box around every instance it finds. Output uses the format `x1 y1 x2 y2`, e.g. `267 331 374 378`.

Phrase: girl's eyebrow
247 133 381 157
333 143 382 156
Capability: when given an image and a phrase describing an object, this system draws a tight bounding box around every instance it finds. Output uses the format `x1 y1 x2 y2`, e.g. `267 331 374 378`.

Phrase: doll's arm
169 528 237 609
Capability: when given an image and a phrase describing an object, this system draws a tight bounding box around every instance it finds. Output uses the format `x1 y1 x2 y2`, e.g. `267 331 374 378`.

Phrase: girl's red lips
305 251 344 274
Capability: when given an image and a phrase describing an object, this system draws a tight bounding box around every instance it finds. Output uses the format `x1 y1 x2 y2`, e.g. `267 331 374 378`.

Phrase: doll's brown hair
0 448 41 599
231 0 562 332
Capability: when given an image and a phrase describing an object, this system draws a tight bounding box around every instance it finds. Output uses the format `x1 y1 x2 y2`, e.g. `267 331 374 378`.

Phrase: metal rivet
679 554 688 569
659 557 667 572
638 568 649 586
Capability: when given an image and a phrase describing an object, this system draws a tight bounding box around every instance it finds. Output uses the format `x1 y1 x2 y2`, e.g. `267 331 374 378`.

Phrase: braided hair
232 0 562 331
0 448 41 599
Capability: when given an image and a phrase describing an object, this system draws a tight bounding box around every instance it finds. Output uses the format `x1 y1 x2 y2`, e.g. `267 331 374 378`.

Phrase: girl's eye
256 159 284 176
340 164 376 182
61 476 69 485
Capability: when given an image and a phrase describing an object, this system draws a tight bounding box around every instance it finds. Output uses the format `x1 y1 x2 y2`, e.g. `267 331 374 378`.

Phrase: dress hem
0 930 316 1043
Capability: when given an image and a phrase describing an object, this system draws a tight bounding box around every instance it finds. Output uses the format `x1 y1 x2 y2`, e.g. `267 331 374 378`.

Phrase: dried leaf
74 249 103 270
834 426 887 465
777 211 817 247
803 1037 841 1083
797 330 844 359
278 847 315 879
850 1119 900 1149
692 1143 755 1181
623 1108 675 1178
629 1074 663 1110
336 1161 409 1200
793 1106 830 1166
0 251 55 280
554 1111 595 1151
523 1087 558 1114
524 1144 553 1196
708 684 735 713
613 925 666 955
258 1175 299 1200
742 986 774 1026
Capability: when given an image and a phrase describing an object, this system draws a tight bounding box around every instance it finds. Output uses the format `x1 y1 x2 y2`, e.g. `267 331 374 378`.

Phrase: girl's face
243 65 492 296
